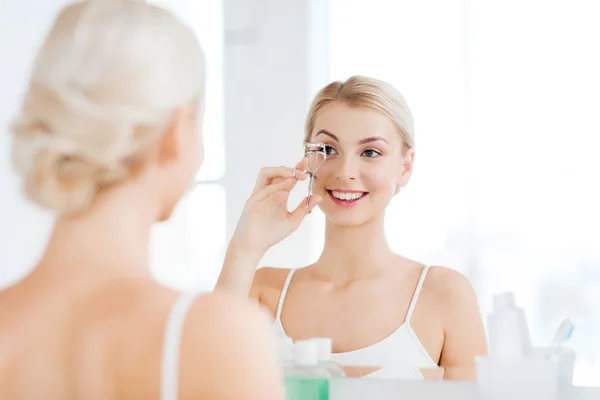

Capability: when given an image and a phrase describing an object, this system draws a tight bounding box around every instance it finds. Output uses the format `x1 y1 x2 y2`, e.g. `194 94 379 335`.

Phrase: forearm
215 239 265 297
440 364 476 380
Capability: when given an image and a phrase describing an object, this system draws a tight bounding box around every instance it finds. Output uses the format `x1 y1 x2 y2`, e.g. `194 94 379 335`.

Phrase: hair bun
24 147 99 214
11 126 130 214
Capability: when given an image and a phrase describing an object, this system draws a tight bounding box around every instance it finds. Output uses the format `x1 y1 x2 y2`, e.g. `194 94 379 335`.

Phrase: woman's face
308 102 414 227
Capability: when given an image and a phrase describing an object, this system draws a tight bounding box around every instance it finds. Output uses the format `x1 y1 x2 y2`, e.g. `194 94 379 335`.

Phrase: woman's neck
315 212 397 284
39 182 160 280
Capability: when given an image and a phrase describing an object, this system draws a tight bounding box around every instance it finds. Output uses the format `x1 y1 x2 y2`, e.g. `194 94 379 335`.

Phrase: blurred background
1 0 599 386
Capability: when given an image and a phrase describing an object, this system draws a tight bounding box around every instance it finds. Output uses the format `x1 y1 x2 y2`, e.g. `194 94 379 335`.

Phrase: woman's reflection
218 76 487 380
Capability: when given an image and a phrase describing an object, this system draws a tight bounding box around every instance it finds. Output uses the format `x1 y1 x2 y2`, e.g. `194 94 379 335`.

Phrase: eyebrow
358 136 389 145
316 129 339 142
315 129 389 145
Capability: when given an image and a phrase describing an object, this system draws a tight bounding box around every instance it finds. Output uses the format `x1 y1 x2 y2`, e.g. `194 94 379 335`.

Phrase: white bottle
476 292 558 400
276 336 294 369
311 338 345 377
486 292 532 360
285 340 330 400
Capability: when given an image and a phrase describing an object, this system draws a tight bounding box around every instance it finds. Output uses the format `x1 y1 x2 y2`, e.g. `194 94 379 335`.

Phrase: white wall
0 0 69 289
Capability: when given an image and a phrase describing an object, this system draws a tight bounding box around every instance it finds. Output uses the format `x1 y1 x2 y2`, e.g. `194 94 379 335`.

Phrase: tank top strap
405 266 430 322
160 292 200 400
275 269 297 320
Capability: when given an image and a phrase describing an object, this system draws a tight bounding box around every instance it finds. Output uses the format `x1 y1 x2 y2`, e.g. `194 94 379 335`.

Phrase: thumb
288 194 322 225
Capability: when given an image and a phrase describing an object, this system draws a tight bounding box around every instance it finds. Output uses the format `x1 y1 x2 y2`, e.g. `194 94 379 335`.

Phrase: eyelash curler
302 142 327 212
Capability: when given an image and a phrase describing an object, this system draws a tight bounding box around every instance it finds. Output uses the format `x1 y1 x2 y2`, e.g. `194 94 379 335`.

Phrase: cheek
316 161 334 177
185 123 204 170
314 162 335 190
362 163 396 191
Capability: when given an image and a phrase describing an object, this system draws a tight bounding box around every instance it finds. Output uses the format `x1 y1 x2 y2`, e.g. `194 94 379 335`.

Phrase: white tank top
272 266 438 379
160 292 199 400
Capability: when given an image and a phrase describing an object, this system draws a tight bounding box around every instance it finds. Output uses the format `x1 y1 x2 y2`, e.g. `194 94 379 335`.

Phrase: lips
327 189 368 206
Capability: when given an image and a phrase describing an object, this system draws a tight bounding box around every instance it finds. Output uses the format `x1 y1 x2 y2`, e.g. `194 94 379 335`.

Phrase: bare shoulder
253 266 292 289
181 290 277 354
124 284 274 341
188 289 273 327
425 266 478 305
250 266 293 304
118 285 283 399
425 267 487 379
179 291 284 399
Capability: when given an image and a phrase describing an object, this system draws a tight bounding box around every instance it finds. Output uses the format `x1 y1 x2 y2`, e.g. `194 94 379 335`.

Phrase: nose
334 154 358 181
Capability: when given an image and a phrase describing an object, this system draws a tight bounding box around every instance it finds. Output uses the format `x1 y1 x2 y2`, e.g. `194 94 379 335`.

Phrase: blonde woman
219 76 488 380
0 1 283 399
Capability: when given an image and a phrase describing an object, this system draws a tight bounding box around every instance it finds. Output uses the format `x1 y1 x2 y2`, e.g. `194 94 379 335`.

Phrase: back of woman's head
10 0 205 215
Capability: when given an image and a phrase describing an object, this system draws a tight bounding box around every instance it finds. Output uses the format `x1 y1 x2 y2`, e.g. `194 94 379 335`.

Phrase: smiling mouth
326 190 369 205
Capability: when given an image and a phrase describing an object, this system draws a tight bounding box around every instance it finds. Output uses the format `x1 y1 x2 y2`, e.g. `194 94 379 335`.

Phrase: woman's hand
216 158 322 296
230 158 322 255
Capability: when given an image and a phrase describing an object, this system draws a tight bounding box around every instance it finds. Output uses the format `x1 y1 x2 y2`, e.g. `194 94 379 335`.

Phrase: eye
362 149 382 158
325 145 338 156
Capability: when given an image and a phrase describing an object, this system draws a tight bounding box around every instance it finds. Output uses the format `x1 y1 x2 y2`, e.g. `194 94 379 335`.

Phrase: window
149 0 226 291
328 0 600 385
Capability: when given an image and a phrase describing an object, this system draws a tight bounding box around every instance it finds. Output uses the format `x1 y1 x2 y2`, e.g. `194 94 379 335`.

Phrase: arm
436 268 488 380
215 160 320 298
179 292 285 399
216 240 265 297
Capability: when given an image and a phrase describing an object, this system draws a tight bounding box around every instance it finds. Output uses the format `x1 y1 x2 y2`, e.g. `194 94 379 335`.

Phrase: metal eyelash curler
302 142 327 212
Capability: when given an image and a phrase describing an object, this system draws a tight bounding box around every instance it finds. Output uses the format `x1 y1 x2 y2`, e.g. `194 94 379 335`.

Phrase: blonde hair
305 76 415 152
10 0 205 214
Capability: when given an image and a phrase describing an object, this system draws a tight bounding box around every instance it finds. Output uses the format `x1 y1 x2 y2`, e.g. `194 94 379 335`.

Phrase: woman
0 1 283 398
218 76 488 380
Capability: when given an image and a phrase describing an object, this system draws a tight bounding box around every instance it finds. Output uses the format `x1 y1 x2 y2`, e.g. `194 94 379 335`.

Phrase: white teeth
332 191 364 201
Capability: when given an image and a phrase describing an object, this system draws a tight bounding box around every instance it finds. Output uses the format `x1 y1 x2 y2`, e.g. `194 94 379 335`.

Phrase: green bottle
285 339 330 400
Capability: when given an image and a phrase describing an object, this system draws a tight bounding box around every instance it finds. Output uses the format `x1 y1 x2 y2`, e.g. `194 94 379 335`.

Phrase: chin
157 204 176 222
323 211 373 228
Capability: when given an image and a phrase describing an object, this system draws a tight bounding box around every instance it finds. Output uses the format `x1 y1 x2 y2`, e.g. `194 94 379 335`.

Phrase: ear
154 106 190 165
395 148 415 193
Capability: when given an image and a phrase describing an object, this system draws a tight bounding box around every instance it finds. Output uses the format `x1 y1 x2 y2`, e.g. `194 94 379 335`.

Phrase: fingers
266 188 290 207
252 159 309 194
305 194 322 213
251 177 295 203
293 158 309 182
252 166 293 194
288 194 322 226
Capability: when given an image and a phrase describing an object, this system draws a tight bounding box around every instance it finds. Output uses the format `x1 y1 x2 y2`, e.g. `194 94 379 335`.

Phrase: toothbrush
551 319 574 348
